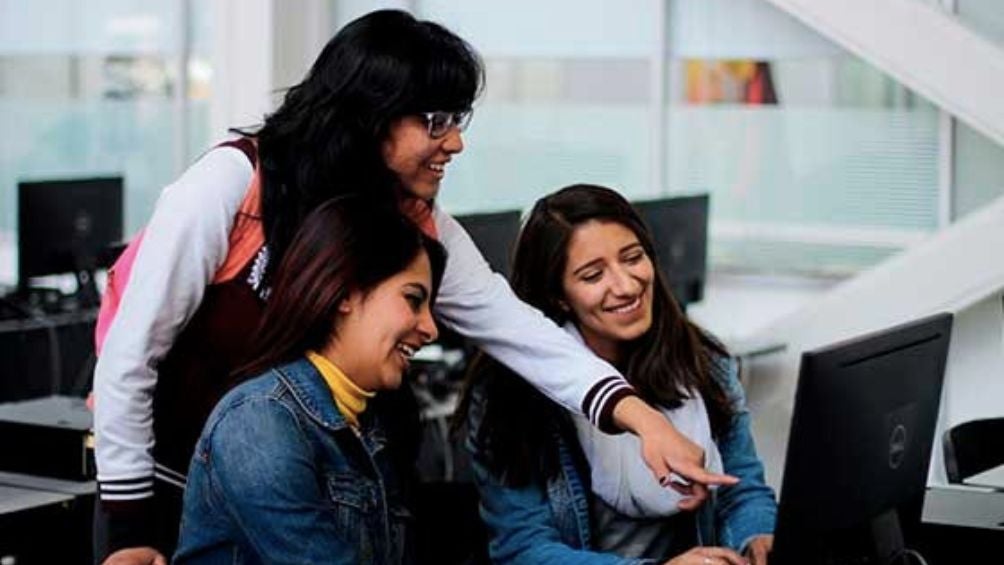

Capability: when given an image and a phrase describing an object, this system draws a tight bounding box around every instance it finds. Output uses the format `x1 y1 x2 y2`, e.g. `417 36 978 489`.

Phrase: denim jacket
174 357 411 564
466 357 776 564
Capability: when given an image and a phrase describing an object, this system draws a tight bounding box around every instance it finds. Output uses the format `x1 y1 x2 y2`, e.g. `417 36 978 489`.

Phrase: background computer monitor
17 176 123 297
454 210 522 279
0 313 96 402
425 210 521 356
631 194 708 309
772 313 953 564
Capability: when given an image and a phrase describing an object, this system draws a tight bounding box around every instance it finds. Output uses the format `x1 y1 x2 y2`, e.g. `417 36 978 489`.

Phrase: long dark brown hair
457 184 731 486
241 9 483 288
237 195 446 379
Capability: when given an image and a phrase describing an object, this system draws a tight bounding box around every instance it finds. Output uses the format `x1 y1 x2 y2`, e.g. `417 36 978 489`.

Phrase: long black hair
240 9 483 285
457 184 732 486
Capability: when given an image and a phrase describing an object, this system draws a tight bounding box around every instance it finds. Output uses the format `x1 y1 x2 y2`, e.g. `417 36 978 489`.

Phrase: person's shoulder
197 143 254 186
212 136 257 167
162 138 255 199
207 370 288 428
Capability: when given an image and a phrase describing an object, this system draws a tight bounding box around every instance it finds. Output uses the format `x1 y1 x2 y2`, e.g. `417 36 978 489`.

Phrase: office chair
942 417 1004 483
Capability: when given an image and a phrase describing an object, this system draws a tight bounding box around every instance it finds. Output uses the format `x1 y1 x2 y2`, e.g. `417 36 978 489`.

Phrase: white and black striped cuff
98 475 155 502
581 375 637 433
98 463 187 502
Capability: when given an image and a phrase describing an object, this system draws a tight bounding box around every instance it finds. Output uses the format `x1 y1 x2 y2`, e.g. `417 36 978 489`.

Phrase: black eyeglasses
420 110 473 139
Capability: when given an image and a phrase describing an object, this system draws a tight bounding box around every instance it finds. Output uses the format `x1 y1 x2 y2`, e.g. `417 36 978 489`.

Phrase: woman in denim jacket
457 185 777 565
174 196 445 564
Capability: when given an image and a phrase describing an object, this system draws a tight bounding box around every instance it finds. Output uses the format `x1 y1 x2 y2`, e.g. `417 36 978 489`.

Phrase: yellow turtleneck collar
306 350 375 428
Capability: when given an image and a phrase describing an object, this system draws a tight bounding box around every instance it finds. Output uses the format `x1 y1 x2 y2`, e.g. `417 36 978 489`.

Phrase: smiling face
381 115 465 201
561 220 655 364
324 250 439 391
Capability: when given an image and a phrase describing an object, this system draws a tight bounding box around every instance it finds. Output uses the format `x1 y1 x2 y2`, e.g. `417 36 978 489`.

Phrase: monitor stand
870 509 906 564
72 268 100 309
773 509 913 565
7 268 100 319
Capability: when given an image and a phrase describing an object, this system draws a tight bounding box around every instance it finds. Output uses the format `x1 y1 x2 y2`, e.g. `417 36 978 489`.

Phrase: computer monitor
454 210 522 279
17 177 123 302
631 194 708 309
772 313 953 564
0 313 97 402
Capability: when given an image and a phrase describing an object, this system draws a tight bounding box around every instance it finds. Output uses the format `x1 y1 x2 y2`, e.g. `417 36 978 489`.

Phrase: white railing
762 0 1004 147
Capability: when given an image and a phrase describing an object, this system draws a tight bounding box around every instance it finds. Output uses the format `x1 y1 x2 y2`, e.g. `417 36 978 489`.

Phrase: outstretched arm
614 396 739 509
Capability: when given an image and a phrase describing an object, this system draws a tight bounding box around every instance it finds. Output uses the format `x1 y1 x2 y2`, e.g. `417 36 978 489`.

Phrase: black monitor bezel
772 312 953 563
17 176 124 287
631 194 709 308
454 209 522 279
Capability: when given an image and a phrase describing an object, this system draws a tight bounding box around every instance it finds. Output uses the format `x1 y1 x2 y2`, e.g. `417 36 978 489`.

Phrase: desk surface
963 463 1004 490
0 307 97 329
923 484 1004 531
0 471 95 496
0 395 92 429
0 485 73 515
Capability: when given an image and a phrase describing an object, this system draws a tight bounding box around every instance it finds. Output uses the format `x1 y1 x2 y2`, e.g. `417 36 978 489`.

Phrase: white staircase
763 0 1004 146
741 191 1004 488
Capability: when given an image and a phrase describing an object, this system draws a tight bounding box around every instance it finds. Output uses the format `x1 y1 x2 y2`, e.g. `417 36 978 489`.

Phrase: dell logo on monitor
889 424 908 469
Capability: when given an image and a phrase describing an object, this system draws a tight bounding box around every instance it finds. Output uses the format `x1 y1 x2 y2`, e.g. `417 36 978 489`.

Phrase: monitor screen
17 177 123 286
631 194 708 308
772 313 953 564
455 210 522 279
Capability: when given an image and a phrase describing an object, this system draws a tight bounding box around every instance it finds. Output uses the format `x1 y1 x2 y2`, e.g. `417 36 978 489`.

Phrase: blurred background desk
0 474 95 564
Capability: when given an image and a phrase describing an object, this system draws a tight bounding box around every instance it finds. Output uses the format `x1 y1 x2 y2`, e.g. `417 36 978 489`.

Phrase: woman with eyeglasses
93 10 733 565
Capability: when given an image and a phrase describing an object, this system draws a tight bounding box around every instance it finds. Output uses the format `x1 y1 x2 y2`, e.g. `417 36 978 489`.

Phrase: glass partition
417 0 663 214
0 0 212 283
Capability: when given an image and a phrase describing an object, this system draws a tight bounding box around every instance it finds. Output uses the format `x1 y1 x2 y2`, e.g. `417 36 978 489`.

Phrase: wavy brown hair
457 184 731 486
